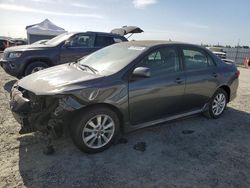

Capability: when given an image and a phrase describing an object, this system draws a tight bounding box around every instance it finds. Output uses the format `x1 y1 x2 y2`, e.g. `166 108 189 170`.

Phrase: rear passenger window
95 36 114 47
182 48 213 70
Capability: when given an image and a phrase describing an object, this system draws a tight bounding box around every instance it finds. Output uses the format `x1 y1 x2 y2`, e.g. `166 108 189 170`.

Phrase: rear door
60 33 95 64
128 46 186 125
180 46 219 111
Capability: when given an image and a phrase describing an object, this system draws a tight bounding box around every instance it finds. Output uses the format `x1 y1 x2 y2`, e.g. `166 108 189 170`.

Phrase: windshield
78 43 148 75
45 32 74 45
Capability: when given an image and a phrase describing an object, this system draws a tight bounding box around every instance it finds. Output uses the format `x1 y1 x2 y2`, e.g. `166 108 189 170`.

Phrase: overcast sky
0 0 249 46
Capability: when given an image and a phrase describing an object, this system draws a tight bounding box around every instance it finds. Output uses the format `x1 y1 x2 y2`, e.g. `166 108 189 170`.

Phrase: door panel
129 73 186 124
183 68 219 110
128 46 186 125
60 47 96 64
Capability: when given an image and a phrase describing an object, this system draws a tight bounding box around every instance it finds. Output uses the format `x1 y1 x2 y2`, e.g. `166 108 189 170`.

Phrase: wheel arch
218 85 231 102
77 103 125 132
22 58 53 76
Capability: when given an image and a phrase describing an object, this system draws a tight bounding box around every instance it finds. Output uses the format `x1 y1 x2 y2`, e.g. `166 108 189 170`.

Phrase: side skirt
124 104 208 133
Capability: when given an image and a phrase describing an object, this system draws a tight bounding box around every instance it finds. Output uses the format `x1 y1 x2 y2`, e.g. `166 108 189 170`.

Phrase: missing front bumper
10 85 84 135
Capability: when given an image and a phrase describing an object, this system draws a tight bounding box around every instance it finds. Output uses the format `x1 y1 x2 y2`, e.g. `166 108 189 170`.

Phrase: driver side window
138 47 180 76
69 34 94 48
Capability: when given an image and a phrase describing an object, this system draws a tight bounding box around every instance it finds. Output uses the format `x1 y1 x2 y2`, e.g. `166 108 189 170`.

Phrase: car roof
69 31 125 38
87 31 123 36
115 40 203 48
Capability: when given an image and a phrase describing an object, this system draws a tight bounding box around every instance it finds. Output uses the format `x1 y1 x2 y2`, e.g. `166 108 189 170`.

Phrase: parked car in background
0 38 27 51
0 26 143 78
11 39 27 46
9 41 239 153
0 38 15 51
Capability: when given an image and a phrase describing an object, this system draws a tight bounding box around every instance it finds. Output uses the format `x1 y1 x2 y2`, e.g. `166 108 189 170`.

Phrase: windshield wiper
69 56 86 66
76 56 86 62
78 64 98 74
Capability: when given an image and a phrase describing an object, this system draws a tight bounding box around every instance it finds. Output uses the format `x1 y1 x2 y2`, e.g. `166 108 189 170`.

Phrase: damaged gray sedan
10 41 239 153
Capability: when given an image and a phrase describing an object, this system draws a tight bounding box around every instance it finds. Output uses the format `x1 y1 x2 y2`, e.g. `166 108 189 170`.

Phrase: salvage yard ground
0 57 250 187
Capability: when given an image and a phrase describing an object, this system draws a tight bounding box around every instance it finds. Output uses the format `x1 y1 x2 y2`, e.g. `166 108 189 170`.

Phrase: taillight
235 70 240 78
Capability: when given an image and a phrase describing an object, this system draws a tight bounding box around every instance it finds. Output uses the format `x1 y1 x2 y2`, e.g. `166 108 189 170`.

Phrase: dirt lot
0 61 250 188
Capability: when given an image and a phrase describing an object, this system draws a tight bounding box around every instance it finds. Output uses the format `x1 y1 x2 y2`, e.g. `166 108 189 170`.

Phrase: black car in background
9 41 239 153
0 38 27 51
0 31 128 78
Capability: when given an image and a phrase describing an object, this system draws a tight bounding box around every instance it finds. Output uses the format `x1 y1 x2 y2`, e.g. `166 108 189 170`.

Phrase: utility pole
235 39 240 64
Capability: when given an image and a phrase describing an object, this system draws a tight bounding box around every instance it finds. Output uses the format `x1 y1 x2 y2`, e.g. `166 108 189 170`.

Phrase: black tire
24 61 49 76
204 88 228 119
70 106 120 153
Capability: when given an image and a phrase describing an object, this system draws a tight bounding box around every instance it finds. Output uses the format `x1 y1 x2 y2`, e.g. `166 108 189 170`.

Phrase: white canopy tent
26 19 66 44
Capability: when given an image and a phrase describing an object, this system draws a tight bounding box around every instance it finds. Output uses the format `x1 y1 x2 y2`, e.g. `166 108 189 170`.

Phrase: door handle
212 72 218 78
175 78 184 84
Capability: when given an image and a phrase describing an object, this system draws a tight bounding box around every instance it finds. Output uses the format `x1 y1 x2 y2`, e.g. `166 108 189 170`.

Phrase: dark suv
0 32 127 78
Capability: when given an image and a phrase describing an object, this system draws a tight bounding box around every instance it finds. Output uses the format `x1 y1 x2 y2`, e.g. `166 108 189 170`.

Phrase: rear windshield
79 43 148 75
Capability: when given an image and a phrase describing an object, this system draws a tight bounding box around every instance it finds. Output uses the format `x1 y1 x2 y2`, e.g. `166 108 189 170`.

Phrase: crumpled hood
18 64 103 95
5 44 55 52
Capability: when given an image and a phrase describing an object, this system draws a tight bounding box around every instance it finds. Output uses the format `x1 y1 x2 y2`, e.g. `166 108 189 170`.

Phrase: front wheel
205 88 228 119
71 107 120 153
24 61 49 76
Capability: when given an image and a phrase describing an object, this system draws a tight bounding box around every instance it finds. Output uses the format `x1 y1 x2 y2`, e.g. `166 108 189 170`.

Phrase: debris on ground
133 142 146 152
182 130 195 135
117 137 128 144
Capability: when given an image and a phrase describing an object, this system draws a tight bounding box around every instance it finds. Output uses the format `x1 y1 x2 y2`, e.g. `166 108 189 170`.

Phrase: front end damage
10 84 83 136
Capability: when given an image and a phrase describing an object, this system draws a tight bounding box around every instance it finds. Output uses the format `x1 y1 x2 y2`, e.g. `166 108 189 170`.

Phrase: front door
60 33 95 64
128 46 186 125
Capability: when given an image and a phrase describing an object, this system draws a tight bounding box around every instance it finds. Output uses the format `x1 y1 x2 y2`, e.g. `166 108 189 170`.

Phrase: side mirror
132 67 151 78
63 40 71 48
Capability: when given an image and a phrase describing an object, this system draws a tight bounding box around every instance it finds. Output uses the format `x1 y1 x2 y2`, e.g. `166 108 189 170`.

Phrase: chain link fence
222 47 250 64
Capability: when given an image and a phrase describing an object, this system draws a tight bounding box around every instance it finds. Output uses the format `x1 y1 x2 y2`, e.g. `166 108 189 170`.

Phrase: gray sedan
9 41 239 153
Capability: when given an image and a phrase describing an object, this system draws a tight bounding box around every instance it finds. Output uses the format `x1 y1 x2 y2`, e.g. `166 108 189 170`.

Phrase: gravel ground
0 59 250 188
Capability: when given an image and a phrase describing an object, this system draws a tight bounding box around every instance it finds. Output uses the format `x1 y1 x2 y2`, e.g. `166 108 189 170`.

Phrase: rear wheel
205 88 228 119
24 61 49 76
71 107 120 153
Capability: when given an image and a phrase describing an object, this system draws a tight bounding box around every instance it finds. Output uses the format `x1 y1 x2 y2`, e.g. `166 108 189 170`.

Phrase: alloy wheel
31 67 44 73
82 114 115 149
212 93 226 116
